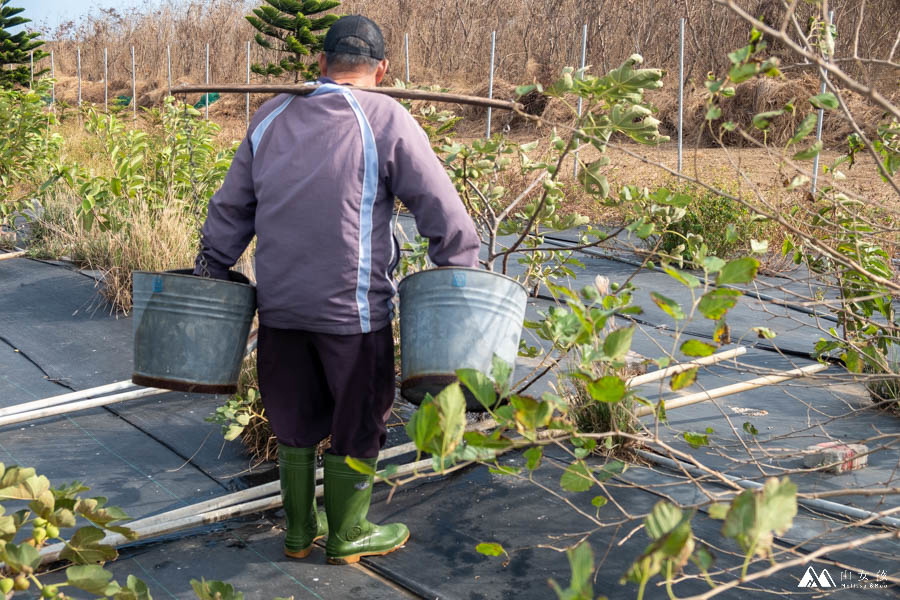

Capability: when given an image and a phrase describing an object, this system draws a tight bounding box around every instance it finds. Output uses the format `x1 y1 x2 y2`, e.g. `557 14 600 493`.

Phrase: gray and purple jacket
195 78 480 335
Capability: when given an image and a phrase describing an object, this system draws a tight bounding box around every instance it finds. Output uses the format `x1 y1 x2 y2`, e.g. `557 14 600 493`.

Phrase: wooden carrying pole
634 363 828 417
0 251 26 262
171 84 522 111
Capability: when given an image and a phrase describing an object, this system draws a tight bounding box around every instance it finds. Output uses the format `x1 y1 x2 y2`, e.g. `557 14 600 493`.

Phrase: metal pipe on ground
634 363 828 417
636 450 900 529
626 347 747 388
0 387 166 428
0 380 137 418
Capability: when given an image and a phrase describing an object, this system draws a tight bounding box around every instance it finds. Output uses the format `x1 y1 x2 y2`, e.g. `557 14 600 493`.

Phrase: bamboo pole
0 251 26 262
0 380 137 418
170 84 523 111
0 387 165 428
634 363 828 417
626 347 748 388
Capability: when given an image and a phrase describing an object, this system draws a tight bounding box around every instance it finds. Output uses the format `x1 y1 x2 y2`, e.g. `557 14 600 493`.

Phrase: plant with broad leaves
0 464 268 600
50 98 235 233
0 81 62 227
206 387 263 442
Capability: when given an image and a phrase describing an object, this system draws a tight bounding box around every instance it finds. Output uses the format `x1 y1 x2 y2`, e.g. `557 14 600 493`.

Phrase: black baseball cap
323 15 385 60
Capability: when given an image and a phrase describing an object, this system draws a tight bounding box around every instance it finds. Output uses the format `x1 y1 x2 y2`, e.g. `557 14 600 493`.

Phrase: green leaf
793 140 823 160
751 110 784 130
705 106 722 121
743 422 759 436
591 495 608 508
789 113 818 145
708 503 729 520
721 477 797 558
698 289 742 320
476 542 506 557
491 355 513 394
692 546 715 571
587 375 626 404
560 461 594 492
670 367 698 391
645 501 683 540
456 368 496 410
651 292 685 321
702 257 726 274
717 257 759 285
750 239 769 254
524 446 543 471
809 92 838 110
683 432 709 448
663 266 700 289
751 327 776 339
510 395 553 434
463 431 513 451
680 340 716 358
548 541 595 599
595 460 626 482
434 382 467 459
603 326 635 360
345 457 376 476
60 525 118 564
3 541 41 573
66 565 115 595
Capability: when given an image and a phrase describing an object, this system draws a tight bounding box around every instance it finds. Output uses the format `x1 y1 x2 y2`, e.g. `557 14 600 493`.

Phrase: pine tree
247 0 341 83
0 0 48 88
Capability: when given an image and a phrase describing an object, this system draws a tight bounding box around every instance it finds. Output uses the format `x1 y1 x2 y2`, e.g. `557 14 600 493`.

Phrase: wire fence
31 18 837 185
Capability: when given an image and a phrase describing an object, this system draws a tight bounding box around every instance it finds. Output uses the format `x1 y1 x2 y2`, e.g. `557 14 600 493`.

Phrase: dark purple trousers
257 324 395 459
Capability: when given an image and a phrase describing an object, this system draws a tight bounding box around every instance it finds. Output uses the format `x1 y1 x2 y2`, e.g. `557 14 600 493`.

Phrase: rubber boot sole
283 533 326 559
326 531 410 565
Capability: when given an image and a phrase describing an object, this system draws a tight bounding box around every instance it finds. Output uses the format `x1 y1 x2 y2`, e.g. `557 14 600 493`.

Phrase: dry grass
28 193 200 311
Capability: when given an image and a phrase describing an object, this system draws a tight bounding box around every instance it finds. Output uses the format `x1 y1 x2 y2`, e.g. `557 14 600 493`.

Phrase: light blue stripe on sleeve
249 95 295 156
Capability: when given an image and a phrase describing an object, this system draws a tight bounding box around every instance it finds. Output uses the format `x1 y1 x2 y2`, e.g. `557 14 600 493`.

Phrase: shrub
0 81 61 227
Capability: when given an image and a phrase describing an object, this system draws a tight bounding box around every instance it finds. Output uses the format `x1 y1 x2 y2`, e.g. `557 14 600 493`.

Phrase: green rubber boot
278 444 327 558
323 454 410 565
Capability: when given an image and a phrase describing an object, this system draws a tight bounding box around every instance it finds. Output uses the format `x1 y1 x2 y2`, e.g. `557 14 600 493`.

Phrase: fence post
404 32 410 83
103 48 108 112
50 50 54 107
574 23 588 179
246 40 251 128
811 9 834 196
486 30 496 139
131 46 136 122
677 18 685 174
77 47 82 107
205 43 210 121
29 50 33 89
167 45 172 97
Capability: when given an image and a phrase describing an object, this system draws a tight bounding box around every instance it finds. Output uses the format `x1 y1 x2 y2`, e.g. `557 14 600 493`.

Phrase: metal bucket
132 269 256 394
399 267 527 411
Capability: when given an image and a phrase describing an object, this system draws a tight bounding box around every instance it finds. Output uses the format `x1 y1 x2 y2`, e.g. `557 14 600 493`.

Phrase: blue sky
14 0 155 31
